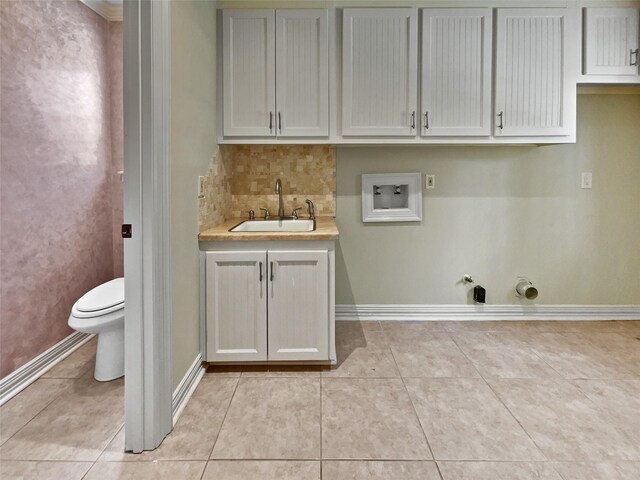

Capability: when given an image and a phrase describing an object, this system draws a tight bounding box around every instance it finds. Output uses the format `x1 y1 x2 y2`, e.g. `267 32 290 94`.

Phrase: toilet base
95 327 124 381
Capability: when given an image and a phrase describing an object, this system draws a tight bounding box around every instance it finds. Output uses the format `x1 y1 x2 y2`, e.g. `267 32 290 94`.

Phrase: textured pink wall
0 1 121 377
108 21 124 278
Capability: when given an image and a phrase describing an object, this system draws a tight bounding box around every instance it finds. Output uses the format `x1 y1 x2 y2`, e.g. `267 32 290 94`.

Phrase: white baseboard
171 354 205 425
335 304 640 321
0 332 93 406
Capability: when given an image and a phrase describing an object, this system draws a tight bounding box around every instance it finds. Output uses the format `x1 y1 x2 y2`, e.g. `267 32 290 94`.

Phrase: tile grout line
0 379 75 449
81 460 95 480
386 341 443 479
319 375 323 478
0 357 102 451
206 375 241 461
496 332 567 380
447 334 551 463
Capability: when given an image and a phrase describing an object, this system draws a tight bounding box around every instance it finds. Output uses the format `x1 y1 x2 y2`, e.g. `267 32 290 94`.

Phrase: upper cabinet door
584 8 639 76
342 8 418 136
421 9 492 136
276 10 329 137
495 9 574 137
223 10 276 137
267 250 329 361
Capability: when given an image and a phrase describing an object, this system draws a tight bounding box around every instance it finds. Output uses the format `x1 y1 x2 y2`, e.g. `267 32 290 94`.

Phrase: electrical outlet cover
425 174 435 189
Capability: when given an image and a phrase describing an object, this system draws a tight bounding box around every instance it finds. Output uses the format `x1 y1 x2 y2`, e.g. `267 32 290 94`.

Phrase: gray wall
335 94 640 306
170 0 217 390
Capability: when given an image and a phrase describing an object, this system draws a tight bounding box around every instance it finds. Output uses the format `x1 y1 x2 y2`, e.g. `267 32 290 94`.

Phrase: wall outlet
197 176 205 198
425 174 435 189
581 172 592 189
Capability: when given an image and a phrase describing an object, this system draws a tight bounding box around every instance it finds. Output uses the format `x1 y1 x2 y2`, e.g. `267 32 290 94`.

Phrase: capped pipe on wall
515 277 538 300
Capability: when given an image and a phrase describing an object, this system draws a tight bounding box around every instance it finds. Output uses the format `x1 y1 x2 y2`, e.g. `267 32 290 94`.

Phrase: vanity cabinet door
267 250 329 361
494 8 575 137
421 9 492 136
342 8 418 136
222 10 276 137
276 10 329 137
205 251 267 361
584 8 639 76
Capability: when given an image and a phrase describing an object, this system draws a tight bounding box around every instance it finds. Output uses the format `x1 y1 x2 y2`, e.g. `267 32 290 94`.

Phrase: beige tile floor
1 321 640 479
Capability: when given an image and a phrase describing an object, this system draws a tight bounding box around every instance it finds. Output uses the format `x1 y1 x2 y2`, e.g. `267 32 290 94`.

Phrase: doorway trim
123 0 172 452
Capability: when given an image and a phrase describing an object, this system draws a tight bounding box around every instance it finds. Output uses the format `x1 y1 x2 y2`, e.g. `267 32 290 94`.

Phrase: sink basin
230 219 316 232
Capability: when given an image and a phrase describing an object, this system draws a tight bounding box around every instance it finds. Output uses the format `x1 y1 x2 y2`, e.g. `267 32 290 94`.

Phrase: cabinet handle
269 112 273 133
278 112 282 133
259 262 263 282
270 261 274 281
410 111 416 130
497 111 504 130
424 111 429 130
631 48 639 66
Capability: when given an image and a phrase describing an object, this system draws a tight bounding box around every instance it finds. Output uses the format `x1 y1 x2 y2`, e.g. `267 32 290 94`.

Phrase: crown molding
80 0 123 22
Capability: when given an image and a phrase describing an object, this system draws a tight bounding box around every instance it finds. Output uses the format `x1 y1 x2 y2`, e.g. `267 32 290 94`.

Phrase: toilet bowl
68 278 124 381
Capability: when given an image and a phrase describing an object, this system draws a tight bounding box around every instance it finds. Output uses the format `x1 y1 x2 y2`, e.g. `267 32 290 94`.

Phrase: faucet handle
305 199 315 219
248 210 255 220
259 207 270 219
291 207 302 219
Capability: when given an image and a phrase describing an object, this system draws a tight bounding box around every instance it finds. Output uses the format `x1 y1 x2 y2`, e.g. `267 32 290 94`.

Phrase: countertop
198 217 339 242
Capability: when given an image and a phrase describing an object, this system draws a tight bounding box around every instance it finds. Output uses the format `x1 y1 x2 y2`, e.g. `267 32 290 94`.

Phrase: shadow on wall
335 242 355 306
334 94 640 306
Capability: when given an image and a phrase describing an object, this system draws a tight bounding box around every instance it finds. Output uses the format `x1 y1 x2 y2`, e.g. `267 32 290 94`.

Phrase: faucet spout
275 178 284 218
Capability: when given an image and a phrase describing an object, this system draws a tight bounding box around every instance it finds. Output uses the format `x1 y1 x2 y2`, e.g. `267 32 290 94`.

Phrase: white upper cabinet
342 8 418 136
421 9 492 136
495 9 576 137
276 10 329 137
584 8 639 76
222 9 329 138
223 10 276 137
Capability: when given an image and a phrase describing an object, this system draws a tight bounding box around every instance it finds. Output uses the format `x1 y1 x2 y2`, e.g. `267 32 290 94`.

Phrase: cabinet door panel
495 9 573 136
585 8 639 76
276 10 329 137
223 10 275 137
421 9 492 136
267 250 328 361
206 251 267 361
342 8 418 136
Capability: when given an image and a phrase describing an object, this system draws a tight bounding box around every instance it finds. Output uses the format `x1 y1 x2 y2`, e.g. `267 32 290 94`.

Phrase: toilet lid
76 278 124 313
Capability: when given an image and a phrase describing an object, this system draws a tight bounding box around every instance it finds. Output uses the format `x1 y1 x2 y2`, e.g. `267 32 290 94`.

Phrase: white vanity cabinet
222 9 329 138
205 251 268 361
342 8 418 136
267 250 329 361
584 8 639 77
494 8 578 137
203 242 335 364
421 8 492 136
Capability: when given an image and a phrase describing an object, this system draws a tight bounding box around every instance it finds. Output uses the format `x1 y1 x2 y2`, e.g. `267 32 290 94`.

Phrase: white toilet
68 277 125 381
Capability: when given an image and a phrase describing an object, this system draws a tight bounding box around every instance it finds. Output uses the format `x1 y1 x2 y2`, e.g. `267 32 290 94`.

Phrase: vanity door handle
497 111 504 130
259 262 263 282
270 262 274 282
424 111 429 130
631 48 639 66
410 111 416 130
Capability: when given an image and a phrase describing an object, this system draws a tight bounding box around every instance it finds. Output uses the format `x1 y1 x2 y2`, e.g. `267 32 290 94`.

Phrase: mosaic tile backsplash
199 145 336 232
198 147 231 232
